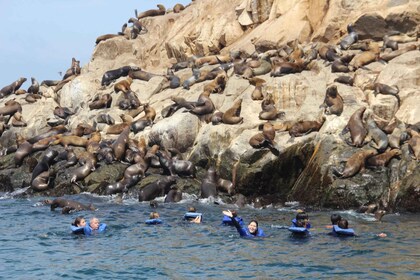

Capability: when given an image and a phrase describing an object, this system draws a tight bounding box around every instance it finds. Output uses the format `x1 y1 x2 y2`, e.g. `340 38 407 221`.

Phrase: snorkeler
222 210 265 238
184 206 202 224
221 209 244 227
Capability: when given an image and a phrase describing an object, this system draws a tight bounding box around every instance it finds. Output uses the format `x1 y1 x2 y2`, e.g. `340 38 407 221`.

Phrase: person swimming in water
221 209 244 227
292 210 311 229
184 206 202 224
83 217 107 236
71 216 86 234
222 210 265 238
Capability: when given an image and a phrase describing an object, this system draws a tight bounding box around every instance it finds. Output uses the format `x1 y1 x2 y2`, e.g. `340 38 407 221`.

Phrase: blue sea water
0 193 419 279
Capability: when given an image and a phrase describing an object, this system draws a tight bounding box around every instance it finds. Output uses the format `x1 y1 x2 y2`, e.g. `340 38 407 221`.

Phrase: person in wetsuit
222 210 265 238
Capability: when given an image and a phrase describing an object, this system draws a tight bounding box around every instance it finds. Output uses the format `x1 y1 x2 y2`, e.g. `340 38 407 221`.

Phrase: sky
0 0 191 88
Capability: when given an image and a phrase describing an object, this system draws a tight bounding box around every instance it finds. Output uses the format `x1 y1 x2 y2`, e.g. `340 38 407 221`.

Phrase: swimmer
70 216 86 234
221 210 244 227
145 212 163 224
326 213 342 229
337 219 349 229
185 206 202 224
222 210 265 238
84 217 107 236
292 210 311 229
150 212 160 219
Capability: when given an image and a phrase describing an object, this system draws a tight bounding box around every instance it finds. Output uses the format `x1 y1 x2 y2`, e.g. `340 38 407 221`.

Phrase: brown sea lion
211 111 224 125
41 80 61 87
289 116 326 137
50 135 88 148
341 107 367 147
26 125 68 144
259 93 285 121
62 57 81 80
0 77 27 97
54 106 74 119
407 128 420 160
112 126 130 161
11 111 27 127
270 60 306 77
156 150 195 177
247 77 266 100
332 149 378 178
379 45 417 62
27 77 39 95
249 122 281 155
54 75 75 93
251 56 272 76
318 45 341 62
44 198 96 213
188 91 215 116
31 171 51 191
203 72 227 94
128 69 160 81
114 77 133 93
173 3 185 13
194 55 231 68
164 187 182 203
217 178 235 196
89 93 113 110
136 4 166 20
319 85 343 116
30 150 59 184
97 113 115 125
0 100 22 116
70 160 96 185
366 149 401 167
349 42 380 70
138 176 177 202
382 35 398 51
25 93 42 103
222 98 243 124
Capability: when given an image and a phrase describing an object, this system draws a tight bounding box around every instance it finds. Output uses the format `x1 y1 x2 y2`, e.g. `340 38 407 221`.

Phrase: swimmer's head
330 214 342 225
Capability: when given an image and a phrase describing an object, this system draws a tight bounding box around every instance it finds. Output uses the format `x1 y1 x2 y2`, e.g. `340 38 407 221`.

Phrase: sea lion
365 115 388 152
45 198 96 214
165 69 181 89
101 66 139 86
114 77 132 93
217 178 235 196
332 149 378 178
164 187 182 202
41 80 60 87
200 167 218 198
334 75 354 86
173 3 185 13
203 72 227 94
95 33 127 45
54 106 74 119
388 121 407 149
373 83 400 106
349 42 380 70
318 45 341 62
50 135 88 148
131 119 152 134
188 91 215 116
339 24 358 50
341 107 367 147
112 126 130 161
138 175 177 202
319 85 343 116
247 77 266 100
249 122 281 155
27 77 39 95
62 58 81 80
26 125 68 144
31 171 51 192
211 111 224 125
14 141 33 167
31 149 58 184
289 116 326 137
0 100 22 116
70 161 95 185
382 35 398 51
96 113 115 125
0 77 27 97
366 149 401 167
270 60 306 77
128 69 160 81
53 75 75 93
136 4 166 20
251 56 272 76
407 128 420 160
156 150 195 177
182 67 200 89
89 93 113 110
379 45 417 62
194 55 231 68
222 98 243 124
128 17 147 39
11 111 27 127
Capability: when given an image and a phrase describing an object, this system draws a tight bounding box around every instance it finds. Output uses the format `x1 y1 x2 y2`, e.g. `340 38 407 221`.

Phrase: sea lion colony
0 2 419 212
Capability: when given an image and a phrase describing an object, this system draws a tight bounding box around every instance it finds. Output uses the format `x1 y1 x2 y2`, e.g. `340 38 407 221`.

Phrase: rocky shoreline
0 0 419 213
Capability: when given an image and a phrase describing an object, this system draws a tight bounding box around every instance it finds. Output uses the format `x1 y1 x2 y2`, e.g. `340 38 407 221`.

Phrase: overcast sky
0 0 191 88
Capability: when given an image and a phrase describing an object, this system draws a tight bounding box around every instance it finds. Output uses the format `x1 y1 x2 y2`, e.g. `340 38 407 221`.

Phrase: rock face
0 0 419 212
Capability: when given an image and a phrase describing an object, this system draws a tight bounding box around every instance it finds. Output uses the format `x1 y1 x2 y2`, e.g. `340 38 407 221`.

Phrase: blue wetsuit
83 223 107 236
230 216 265 238
221 215 244 227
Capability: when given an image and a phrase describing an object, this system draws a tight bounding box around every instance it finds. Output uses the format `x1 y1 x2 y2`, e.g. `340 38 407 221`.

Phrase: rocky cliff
0 0 419 212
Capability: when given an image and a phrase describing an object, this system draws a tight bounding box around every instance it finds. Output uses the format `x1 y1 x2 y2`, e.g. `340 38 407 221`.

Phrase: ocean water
0 193 419 279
